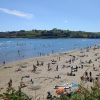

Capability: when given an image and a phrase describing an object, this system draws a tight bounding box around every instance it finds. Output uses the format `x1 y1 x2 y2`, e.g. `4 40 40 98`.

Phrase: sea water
0 38 100 64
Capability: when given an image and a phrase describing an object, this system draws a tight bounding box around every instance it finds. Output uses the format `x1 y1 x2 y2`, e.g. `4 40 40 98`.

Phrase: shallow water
0 38 100 64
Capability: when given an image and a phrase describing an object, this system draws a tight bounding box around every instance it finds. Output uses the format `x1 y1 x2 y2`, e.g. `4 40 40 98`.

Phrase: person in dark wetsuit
3 61 5 65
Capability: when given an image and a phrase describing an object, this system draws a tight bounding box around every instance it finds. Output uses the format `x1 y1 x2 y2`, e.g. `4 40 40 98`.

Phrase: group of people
81 71 93 82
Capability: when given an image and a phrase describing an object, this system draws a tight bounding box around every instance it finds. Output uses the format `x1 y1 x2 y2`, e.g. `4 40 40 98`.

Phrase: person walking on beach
89 72 92 77
89 72 93 82
37 60 39 66
56 65 58 71
32 64 37 72
85 71 89 81
85 71 88 77
48 63 51 71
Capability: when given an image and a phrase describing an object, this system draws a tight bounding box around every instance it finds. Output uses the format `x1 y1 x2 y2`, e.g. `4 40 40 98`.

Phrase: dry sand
0 45 100 99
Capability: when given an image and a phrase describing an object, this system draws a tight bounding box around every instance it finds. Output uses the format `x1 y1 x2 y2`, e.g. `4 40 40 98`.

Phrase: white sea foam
81 39 87 41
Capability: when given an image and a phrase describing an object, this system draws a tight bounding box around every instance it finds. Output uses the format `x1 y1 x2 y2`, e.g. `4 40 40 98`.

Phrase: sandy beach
0 45 100 99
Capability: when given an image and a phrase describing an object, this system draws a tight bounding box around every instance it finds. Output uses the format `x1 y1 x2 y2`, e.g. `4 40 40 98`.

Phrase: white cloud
0 8 33 19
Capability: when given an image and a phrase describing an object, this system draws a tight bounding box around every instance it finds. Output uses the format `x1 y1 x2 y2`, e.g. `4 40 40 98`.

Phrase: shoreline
0 47 81 68
0 44 91 67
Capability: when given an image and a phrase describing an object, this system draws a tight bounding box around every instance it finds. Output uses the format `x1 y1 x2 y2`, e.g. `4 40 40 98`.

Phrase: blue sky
0 0 100 32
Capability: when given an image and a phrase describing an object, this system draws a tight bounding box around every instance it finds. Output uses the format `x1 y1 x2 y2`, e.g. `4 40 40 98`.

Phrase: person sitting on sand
20 81 26 88
41 61 44 66
8 79 12 88
47 91 52 100
16 67 21 72
69 59 71 64
66 87 72 97
80 76 84 81
55 75 61 79
81 65 83 69
89 59 92 64
30 79 34 84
